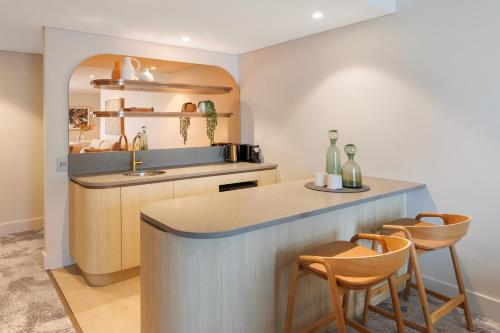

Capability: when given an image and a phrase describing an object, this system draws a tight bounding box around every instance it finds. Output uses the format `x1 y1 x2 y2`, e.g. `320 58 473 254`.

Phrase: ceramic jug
120 57 140 80
139 68 154 81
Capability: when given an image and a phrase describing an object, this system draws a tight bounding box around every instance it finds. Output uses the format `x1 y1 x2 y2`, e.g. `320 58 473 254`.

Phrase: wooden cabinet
121 182 174 270
69 167 277 286
258 169 278 186
70 183 122 277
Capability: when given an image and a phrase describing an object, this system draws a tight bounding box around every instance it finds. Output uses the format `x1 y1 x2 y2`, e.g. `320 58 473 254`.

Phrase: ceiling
1 0 395 55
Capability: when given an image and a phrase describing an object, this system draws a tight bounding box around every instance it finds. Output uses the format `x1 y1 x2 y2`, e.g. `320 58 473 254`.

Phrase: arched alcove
68 54 240 154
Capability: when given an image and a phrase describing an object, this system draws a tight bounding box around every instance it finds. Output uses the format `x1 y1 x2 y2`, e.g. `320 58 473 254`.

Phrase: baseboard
423 275 500 322
0 217 43 236
43 250 75 270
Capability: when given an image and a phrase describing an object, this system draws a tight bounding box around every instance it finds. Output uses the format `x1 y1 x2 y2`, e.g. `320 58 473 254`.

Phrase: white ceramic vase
121 57 140 80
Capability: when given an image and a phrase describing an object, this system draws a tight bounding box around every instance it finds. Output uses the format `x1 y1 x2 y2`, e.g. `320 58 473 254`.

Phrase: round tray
305 182 370 193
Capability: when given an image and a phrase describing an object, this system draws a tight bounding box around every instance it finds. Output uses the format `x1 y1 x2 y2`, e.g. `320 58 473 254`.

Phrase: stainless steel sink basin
123 170 166 177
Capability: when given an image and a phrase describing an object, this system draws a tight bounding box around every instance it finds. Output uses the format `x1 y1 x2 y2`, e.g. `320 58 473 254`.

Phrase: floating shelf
91 79 233 95
91 111 233 118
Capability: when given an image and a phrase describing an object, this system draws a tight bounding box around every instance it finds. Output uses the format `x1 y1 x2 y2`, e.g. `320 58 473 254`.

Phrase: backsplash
68 146 225 176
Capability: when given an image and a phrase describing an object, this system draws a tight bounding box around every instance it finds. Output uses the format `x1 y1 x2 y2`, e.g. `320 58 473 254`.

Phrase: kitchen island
140 177 425 333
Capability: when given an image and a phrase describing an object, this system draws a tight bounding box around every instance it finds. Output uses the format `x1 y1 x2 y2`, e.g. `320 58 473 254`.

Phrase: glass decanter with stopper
140 125 149 150
326 129 341 175
342 144 362 188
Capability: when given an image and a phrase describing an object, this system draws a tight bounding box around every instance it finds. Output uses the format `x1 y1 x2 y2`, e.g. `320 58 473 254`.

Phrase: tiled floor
350 288 500 333
1 229 500 333
0 230 74 333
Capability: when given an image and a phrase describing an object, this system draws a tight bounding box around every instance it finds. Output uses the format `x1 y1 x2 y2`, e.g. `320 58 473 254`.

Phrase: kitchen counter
70 162 278 188
140 176 426 333
69 161 278 287
141 176 424 238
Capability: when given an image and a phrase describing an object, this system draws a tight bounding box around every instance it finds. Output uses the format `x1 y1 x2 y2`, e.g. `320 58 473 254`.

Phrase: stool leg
342 290 350 317
410 245 434 333
362 287 371 325
450 245 474 331
388 275 405 333
326 275 347 333
403 259 413 301
285 261 300 333
360 238 378 325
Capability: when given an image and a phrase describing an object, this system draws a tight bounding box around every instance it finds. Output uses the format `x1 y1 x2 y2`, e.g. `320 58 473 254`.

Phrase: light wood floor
50 265 140 333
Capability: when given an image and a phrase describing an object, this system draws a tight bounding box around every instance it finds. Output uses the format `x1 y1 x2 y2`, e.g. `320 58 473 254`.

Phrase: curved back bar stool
285 234 411 333
364 212 473 333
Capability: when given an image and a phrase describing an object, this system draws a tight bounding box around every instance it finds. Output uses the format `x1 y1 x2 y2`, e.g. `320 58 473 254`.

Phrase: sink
123 170 166 177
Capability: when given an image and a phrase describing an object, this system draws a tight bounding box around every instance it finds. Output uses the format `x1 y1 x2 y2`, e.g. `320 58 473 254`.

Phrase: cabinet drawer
173 172 260 198
258 169 278 186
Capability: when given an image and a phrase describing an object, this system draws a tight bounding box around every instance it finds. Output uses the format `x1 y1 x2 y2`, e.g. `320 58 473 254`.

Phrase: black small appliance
239 144 261 163
239 144 251 161
249 145 261 163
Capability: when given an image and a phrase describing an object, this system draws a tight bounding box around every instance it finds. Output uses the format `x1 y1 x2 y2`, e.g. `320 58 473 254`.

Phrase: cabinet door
258 169 278 186
173 172 260 198
71 184 122 275
121 182 174 269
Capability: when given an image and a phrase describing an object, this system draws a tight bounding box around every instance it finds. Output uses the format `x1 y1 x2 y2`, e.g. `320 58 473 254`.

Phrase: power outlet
57 157 68 172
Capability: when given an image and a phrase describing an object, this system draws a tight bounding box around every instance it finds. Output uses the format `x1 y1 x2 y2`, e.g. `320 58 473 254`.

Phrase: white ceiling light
89 74 95 78
312 11 323 19
181 36 190 42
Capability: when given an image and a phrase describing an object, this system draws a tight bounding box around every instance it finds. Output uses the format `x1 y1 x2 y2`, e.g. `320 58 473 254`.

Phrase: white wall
0 51 43 235
43 27 239 269
240 0 500 320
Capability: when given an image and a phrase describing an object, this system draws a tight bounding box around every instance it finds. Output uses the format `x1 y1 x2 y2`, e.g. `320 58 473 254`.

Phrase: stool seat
382 213 470 251
364 212 474 333
383 218 438 250
301 241 382 287
285 234 411 333
385 218 435 228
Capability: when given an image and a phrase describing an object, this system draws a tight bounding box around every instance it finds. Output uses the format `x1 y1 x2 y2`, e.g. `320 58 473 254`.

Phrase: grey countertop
141 176 425 239
70 162 278 188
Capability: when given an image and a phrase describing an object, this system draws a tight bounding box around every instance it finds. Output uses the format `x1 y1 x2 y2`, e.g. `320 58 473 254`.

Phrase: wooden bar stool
285 233 411 333
364 212 474 333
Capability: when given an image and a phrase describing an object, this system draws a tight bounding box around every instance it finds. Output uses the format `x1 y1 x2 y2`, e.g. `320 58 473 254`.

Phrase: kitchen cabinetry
69 183 122 284
69 167 277 286
257 169 278 186
121 182 174 270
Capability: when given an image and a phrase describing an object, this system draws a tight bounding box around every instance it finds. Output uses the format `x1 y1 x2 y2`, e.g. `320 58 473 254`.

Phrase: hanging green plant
179 102 196 145
200 100 217 145
180 116 190 145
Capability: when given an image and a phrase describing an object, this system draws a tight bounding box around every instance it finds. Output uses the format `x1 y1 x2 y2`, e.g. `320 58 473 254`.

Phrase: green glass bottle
326 129 341 175
342 144 362 188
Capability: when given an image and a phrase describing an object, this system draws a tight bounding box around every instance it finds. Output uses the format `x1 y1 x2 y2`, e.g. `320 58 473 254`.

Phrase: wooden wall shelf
91 111 233 118
91 79 233 95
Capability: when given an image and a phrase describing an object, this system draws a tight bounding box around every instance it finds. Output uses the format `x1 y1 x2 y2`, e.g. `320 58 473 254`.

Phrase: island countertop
70 162 278 188
141 176 425 239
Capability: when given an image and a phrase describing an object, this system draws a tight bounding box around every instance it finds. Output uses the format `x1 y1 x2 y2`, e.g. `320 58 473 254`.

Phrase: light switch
57 157 68 172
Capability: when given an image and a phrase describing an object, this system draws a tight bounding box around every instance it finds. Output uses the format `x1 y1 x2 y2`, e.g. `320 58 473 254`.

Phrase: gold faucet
131 134 143 172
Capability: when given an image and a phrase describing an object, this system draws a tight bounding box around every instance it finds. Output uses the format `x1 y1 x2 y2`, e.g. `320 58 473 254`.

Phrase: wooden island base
140 178 419 333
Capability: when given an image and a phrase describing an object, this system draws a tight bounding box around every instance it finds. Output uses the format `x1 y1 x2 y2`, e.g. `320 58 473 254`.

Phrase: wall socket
57 157 68 172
